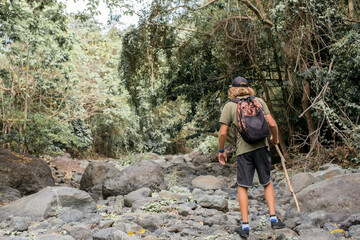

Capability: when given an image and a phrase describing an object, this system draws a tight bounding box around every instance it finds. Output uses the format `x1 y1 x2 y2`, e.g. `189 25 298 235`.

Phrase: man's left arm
218 123 228 165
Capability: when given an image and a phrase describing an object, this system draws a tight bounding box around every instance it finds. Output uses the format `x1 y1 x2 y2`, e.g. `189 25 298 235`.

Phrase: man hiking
218 76 285 238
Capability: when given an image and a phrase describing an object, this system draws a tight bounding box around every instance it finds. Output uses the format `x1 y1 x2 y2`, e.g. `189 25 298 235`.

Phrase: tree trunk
270 32 294 151
349 0 354 19
259 72 288 155
301 78 317 147
24 41 30 130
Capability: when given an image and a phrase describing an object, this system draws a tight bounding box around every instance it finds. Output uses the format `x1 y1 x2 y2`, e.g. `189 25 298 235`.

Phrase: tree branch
239 0 273 27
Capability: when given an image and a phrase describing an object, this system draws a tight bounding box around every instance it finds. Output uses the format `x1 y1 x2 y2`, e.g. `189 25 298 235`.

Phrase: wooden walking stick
275 145 301 212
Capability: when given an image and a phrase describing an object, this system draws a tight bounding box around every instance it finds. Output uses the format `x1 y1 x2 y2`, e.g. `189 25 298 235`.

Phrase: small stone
297 228 336 240
143 235 159 240
191 176 223 190
9 216 30 231
340 213 360 229
99 219 115 229
273 228 299 240
124 187 152 207
93 227 117 240
185 202 197 210
349 225 360 238
111 230 135 240
178 205 192 216
59 209 84 223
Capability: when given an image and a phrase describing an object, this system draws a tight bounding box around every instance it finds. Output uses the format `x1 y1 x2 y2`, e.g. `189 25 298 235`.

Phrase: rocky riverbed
0 149 360 240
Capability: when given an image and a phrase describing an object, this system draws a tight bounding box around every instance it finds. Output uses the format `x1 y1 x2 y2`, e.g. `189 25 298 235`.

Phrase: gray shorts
236 147 271 188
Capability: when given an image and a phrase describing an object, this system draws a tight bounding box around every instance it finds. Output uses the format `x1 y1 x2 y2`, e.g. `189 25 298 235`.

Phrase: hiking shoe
271 219 286 229
235 227 249 238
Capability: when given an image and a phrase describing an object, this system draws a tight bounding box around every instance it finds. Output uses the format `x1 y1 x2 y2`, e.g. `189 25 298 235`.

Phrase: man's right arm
264 114 279 145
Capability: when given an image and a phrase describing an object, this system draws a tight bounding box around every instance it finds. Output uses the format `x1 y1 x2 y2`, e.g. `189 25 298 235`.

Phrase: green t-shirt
219 95 271 156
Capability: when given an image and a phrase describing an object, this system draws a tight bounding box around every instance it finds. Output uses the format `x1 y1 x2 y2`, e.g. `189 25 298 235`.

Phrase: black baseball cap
230 76 249 87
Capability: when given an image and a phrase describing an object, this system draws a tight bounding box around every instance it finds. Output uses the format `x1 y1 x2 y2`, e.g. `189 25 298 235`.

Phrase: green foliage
1 0 359 164
10 113 91 156
117 152 157 166
197 135 218 154
141 197 175 213
164 171 179 189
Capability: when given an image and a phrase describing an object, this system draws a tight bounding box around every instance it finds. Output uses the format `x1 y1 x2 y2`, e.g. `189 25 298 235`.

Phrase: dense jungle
0 0 359 169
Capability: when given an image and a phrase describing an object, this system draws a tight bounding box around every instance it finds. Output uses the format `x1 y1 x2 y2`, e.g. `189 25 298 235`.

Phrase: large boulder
289 173 360 218
313 164 344 180
191 175 223 190
0 148 54 195
0 186 21 204
0 186 96 221
80 161 120 191
290 172 320 193
51 153 85 173
102 160 165 198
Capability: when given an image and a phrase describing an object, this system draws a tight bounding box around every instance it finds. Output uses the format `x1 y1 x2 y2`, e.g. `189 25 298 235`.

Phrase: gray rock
291 174 360 216
59 209 84 223
143 235 159 240
124 187 152 207
103 160 165 198
349 225 360 238
0 186 96 221
185 202 197 210
88 184 104 201
80 161 120 192
193 154 215 167
0 186 21 204
3 237 27 240
93 227 118 240
314 165 344 180
51 154 85 173
192 188 205 198
0 149 54 195
9 216 30 231
290 172 320 193
340 213 360 229
84 213 103 225
297 228 336 240
158 190 184 200
178 205 192 216
273 228 299 239
62 223 93 240
171 156 185 164
203 213 228 227
191 175 223 190
131 197 157 212
99 219 115 229
37 235 76 240
111 230 136 240
195 194 228 212
106 195 124 214
293 224 318 235
135 215 162 232
323 223 339 232
213 189 229 198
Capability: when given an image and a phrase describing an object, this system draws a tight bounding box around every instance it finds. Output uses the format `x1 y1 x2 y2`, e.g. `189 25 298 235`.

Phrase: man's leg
238 186 249 222
264 182 276 215
264 182 286 228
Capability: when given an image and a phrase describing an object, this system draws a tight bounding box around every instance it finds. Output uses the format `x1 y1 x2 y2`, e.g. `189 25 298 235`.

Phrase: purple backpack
230 96 270 144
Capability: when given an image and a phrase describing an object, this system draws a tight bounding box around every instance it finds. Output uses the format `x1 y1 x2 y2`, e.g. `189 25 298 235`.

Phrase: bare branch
239 0 273 27
198 0 218 9
299 82 329 118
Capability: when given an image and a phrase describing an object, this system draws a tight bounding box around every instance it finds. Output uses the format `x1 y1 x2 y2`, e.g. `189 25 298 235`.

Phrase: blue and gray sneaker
235 226 249 238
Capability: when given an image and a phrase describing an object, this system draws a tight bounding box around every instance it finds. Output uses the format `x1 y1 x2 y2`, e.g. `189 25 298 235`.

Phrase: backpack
230 96 270 144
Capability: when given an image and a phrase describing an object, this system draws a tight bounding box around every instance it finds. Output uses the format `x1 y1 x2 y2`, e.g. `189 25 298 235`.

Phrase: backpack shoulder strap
230 98 240 103
230 97 251 104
